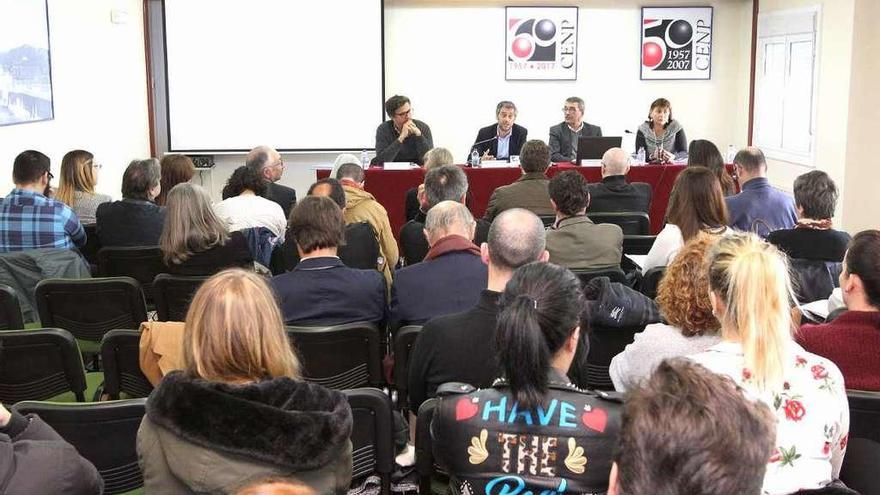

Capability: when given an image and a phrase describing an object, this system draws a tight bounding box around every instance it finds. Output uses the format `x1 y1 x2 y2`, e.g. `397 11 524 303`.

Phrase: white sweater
214 194 287 241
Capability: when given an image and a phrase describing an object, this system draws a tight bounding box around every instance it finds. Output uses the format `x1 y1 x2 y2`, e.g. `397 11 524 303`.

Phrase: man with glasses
246 145 297 218
0 150 86 252
374 95 433 165
549 96 602 163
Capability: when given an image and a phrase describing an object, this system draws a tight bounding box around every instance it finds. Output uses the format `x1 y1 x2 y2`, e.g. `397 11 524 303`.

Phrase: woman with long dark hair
687 139 736 196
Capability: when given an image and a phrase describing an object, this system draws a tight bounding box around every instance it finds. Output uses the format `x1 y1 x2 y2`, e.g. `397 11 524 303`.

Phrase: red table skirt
317 163 732 239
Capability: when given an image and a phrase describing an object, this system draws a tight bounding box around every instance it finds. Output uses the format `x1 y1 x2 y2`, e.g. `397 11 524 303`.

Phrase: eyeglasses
92 162 103 170
394 108 413 118
562 107 580 114
47 171 54 181
272 160 285 169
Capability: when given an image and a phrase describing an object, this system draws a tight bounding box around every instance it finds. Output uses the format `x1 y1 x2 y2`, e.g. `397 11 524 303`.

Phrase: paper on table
628 255 647 269
799 299 830 320
479 160 516 168
383 162 415 170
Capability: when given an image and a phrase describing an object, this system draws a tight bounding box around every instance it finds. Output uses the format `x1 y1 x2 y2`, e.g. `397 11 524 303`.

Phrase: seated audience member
308 178 378 270
726 147 797 235
691 232 849 495
55 149 111 224
610 235 722 391
546 170 623 270
634 98 687 163
391 201 487 327
767 170 851 261
214 166 287 241
483 139 555 222
408 208 549 412
247 145 297 218
155 154 195 206
687 139 736 196
798 230 880 391
642 167 729 271
271 196 385 326
159 183 253 275
374 94 434 165
587 147 652 214
0 401 102 494
0 150 85 252
96 158 165 247
469 100 528 162
608 359 775 495
337 163 398 285
137 269 353 494
549 96 602 162
405 147 454 222
432 262 620 494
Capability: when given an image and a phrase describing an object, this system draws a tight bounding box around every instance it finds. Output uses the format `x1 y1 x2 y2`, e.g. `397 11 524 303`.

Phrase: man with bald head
407 208 549 413
246 145 297 217
587 147 652 214
390 201 488 328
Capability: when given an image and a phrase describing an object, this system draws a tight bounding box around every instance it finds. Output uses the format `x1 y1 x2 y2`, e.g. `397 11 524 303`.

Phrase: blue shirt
496 126 511 159
725 177 798 236
0 189 86 252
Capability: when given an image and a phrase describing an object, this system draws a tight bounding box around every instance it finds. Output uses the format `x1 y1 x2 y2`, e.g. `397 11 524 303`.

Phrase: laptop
575 136 623 164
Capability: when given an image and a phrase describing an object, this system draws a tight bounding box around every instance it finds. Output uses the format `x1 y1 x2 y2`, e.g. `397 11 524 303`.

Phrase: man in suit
246 145 297 218
726 147 797 236
549 96 602 162
483 139 555 222
546 171 623 270
588 147 653 214
469 101 528 163
390 201 487 328
373 95 434 165
270 196 386 326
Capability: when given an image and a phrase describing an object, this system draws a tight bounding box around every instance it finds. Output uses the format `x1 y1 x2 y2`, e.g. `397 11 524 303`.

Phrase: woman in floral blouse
690 232 849 495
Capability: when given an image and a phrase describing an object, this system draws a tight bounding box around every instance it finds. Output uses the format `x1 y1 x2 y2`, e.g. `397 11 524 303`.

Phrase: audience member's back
96 158 166 247
725 147 797 235
587 147 652 214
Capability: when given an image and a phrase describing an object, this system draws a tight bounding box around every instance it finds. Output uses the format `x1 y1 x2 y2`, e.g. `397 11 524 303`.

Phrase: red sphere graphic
642 41 663 67
511 35 533 59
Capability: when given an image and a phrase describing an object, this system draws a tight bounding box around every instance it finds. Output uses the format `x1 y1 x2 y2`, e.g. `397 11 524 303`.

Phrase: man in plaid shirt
0 150 86 252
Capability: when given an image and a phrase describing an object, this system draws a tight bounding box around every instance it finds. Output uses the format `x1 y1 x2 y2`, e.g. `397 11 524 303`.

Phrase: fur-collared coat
137 371 353 494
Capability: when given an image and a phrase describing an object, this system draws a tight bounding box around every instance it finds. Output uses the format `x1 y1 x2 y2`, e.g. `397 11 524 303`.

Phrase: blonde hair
55 150 96 206
707 232 794 390
184 269 301 383
159 182 229 265
423 147 454 170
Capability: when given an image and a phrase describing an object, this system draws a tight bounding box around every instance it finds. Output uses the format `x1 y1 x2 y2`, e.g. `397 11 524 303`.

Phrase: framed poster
506 6 578 81
0 0 54 126
641 7 713 80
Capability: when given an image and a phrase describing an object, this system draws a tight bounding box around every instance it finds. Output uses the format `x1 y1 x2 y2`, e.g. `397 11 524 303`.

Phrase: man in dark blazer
482 139 555 223
270 196 386 326
588 147 653 214
549 96 602 162
469 101 528 163
390 201 487 329
246 145 297 218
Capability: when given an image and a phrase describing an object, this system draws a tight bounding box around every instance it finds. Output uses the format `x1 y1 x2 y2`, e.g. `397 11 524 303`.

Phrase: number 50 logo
641 7 713 80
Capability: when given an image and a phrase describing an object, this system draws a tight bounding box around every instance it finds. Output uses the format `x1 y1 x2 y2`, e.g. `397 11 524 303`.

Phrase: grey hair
423 147 454 171
602 147 632 176
565 96 585 113
336 162 365 183
245 145 276 171
424 165 468 209
425 201 475 237
487 208 546 271
159 182 230 265
793 170 838 220
122 158 161 200
496 101 517 115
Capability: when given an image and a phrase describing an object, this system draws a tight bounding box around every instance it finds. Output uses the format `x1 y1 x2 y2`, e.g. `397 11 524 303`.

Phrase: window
753 8 819 165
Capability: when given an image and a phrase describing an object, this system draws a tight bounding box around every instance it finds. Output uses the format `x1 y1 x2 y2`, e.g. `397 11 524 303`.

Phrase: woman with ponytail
432 262 621 495
691 232 850 495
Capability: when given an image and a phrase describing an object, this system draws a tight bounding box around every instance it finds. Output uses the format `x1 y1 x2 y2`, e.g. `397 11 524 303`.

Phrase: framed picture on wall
506 6 578 81
0 0 54 126
641 6 713 80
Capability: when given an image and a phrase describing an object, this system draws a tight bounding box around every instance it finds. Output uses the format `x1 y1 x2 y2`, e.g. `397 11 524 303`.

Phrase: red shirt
797 311 880 391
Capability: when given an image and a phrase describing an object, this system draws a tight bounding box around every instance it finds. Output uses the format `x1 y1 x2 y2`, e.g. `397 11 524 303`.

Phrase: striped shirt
0 189 86 252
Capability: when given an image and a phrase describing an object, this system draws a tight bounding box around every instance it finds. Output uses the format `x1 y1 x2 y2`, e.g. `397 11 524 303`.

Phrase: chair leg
381 474 391 495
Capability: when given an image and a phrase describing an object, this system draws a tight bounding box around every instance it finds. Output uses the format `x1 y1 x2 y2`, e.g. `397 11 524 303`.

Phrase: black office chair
153 273 209 321
416 398 441 494
286 322 384 390
588 211 651 235
848 390 880 444
339 222 382 270
571 267 627 287
13 398 147 494
789 258 842 304
97 246 166 305
392 325 421 412
0 284 24 331
639 266 666 300
101 329 153 400
35 277 147 357
344 388 395 495
584 325 645 390
840 438 880 495
0 328 87 403
538 215 557 228
622 234 656 255
79 224 102 269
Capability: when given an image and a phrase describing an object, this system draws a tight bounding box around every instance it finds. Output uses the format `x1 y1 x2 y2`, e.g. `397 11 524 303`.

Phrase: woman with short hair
55 149 111 224
635 98 687 164
137 269 353 494
95 158 166 246
687 139 736 196
155 154 195 206
214 165 287 241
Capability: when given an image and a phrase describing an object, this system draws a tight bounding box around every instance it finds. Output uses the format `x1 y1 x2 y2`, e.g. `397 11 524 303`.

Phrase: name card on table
383 162 416 170
480 160 517 168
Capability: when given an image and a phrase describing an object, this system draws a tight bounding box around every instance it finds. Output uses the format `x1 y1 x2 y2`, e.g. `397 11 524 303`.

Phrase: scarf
795 218 833 230
637 119 683 155
424 234 481 261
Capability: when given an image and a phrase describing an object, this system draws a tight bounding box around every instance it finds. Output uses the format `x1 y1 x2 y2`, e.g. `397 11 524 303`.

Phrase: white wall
0 0 150 198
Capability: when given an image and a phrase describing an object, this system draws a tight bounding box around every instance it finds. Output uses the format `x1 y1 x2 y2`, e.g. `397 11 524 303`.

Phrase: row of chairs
539 211 651 236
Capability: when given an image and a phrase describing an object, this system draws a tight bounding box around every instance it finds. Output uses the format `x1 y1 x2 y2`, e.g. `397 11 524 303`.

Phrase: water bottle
726 145 735 163
471 149 481 167
361 149 369 169
636 147 646 165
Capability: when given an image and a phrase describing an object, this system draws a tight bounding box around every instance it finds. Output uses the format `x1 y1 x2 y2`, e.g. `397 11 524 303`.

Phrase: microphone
470 136 498 165
624 129 635 134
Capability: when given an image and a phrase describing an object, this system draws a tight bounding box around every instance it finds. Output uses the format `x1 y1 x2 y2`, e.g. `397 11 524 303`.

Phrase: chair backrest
572 267 627 287
339 221 382 270
153 273 209 322
101 329 154 400
0 284 24 331
392 325 422 412
0 328 87 403
343 388 395 494
286 322 383 390
538 215 557 228
588 211 651 235
622 234 656 255
639 266 666 300
79 224 102 267
789 258 843 304
848 390 880 444
97 246 166 304
35 277 148 344
13 398 147 494
585 325 645 390
415 398 440 494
